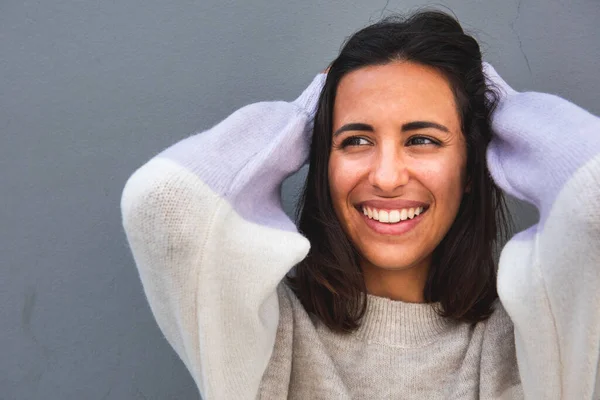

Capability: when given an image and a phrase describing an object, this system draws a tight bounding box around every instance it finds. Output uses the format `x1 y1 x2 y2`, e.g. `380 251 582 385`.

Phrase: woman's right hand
484 62 600 218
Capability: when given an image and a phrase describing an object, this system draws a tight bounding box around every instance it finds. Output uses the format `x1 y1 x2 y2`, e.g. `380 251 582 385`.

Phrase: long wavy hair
286 9 511 333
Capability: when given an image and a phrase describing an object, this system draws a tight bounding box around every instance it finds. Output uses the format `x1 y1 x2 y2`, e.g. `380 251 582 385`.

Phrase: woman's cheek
413 158 465 203
329 155 370 195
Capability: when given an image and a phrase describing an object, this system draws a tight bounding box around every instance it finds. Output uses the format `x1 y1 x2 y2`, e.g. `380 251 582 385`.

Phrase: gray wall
1 0 598 398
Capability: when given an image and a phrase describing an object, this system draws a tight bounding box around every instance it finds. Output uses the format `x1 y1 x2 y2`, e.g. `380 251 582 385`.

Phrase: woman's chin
359 251 431 273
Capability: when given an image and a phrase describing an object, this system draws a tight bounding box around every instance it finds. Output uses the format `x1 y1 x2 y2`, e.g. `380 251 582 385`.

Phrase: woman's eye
407 136 438 146
341 136 371 147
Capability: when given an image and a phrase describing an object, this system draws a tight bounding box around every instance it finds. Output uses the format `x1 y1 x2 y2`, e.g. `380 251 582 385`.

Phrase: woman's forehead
334 62 460 129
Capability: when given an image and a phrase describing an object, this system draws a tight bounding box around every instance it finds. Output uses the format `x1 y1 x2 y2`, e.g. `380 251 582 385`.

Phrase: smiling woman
289 17 509 332
121 8 600 400
331 63 470 302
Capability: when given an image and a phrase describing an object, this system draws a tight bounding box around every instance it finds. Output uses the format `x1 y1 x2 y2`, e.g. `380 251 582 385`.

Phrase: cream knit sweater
120 64 600 399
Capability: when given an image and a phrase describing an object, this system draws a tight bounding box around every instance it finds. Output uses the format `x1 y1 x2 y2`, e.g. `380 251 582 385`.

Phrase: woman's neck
361 256 431 303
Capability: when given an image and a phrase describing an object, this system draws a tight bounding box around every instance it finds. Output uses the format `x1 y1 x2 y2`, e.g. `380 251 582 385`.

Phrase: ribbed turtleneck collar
352 294 455 348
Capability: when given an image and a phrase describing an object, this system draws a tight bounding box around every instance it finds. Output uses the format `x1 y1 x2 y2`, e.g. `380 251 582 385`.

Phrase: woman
120 10 600 399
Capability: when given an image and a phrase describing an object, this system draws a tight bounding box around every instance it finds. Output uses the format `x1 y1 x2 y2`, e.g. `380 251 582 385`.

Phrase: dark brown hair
286 9 511 333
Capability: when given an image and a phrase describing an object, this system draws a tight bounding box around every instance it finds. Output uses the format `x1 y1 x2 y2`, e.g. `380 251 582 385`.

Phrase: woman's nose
369 147 410 192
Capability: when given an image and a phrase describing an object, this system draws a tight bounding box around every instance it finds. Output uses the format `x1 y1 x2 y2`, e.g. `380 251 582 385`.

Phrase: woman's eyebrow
402 121 449 133
333 121 450 137
333 123 373 137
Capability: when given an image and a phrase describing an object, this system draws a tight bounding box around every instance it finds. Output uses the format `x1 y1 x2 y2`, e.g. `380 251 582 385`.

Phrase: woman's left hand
483 62 600 222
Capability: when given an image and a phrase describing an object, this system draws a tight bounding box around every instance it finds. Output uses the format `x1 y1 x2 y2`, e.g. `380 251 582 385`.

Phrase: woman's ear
464 177 472 193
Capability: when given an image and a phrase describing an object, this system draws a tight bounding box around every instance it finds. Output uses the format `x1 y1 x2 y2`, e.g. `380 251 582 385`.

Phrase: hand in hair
484 62 600 221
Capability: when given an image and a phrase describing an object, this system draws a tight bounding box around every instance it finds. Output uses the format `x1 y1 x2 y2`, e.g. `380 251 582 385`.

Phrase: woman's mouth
356 204 429 235
360 205 425 223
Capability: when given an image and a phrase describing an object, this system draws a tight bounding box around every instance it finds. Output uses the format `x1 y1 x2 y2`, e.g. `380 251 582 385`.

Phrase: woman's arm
120 72 326 399
484 63 600 399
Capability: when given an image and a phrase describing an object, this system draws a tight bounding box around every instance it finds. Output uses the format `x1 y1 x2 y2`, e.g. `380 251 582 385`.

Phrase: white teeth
361 206 426 224
400 209 408 221
379 210 389 223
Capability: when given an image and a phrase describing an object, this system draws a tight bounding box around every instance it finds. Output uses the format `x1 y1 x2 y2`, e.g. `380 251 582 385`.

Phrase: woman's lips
358 206 426 236
358 199 430 210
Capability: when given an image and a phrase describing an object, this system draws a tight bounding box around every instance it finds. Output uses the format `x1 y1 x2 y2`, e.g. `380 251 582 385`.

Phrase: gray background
1 0 598 398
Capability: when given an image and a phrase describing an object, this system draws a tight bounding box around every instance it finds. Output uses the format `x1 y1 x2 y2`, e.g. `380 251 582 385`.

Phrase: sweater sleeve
120 73 326 399
484 63 600 399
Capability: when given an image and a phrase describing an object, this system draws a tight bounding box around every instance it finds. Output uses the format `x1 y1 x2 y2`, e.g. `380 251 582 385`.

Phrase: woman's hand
483 62 600 220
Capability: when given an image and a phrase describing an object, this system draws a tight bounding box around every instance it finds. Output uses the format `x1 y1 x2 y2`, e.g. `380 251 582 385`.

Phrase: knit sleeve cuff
292 73 327 121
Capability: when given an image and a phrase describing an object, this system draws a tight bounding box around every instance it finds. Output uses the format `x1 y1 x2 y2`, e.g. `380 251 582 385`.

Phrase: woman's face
328 61 468 278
